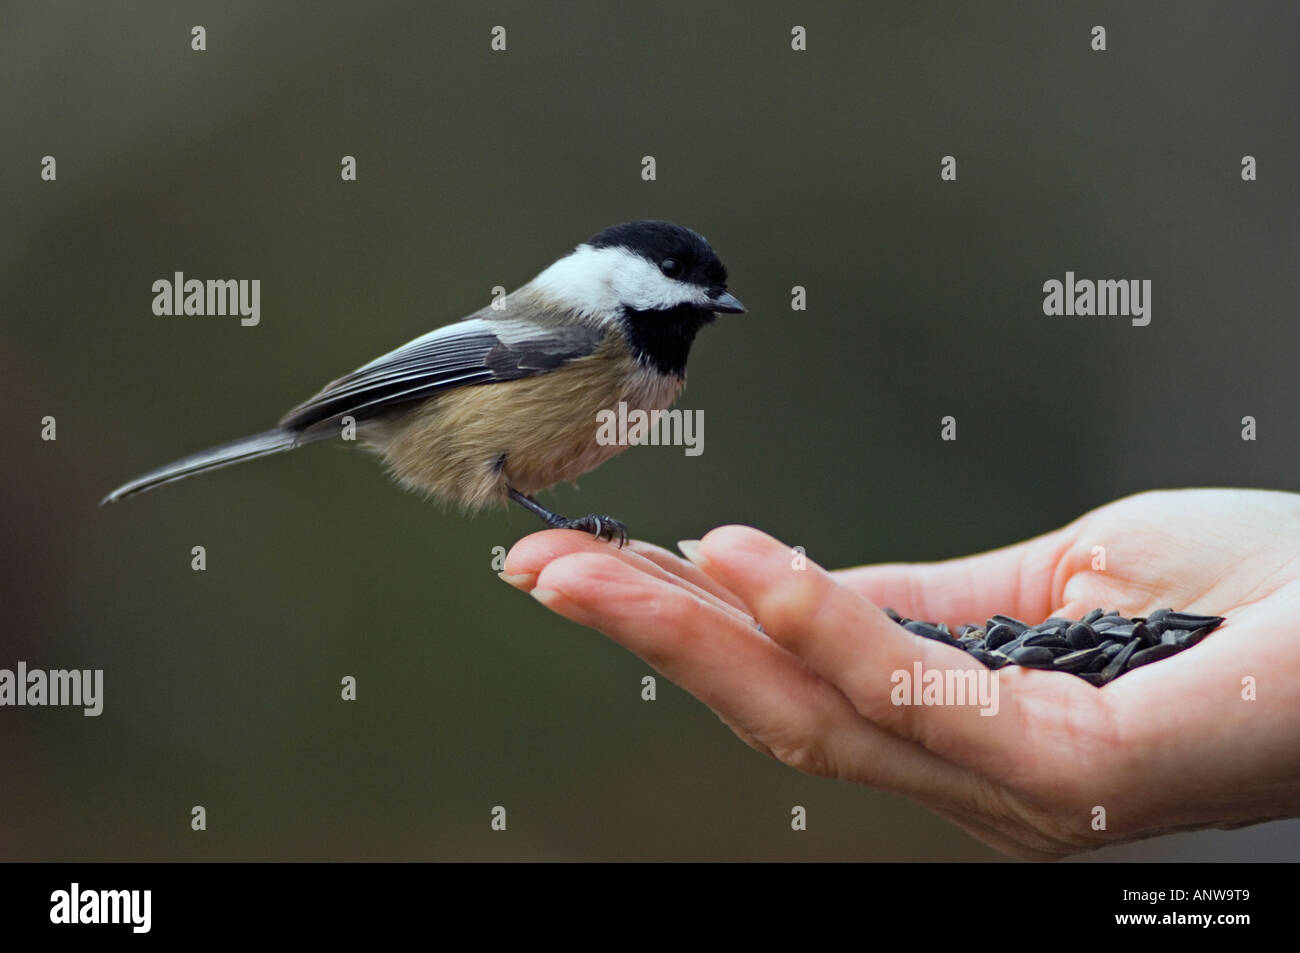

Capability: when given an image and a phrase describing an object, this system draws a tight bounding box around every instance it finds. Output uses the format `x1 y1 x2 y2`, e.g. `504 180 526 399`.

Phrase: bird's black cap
587 221 729 291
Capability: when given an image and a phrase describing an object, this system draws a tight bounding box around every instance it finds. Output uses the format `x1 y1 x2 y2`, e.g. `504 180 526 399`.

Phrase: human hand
500 489 1300 858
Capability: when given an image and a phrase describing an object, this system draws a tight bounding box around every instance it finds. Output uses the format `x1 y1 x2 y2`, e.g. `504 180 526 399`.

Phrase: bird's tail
101 428 305 504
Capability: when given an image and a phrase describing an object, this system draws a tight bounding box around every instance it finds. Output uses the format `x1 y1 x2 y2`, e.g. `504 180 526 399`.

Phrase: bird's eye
659 258 683 279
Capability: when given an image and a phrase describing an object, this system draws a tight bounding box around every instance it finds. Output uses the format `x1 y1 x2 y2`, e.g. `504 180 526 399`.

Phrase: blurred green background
2 1 1297 861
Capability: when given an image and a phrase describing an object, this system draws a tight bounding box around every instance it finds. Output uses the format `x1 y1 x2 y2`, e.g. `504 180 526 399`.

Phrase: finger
528 551 992 807
687 525 1034 776
504 530 753 627
926 804 1070 861
831 528 1073 627
625 539 750 614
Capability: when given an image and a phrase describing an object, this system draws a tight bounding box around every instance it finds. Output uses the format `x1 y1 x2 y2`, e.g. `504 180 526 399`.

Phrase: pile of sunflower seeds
883 607 1225 686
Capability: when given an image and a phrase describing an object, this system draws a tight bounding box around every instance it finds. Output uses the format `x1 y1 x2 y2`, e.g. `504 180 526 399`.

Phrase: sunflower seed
903 621 961 646
1065 622 1098 649
1163 612 1225 631
881 606 1223 686
1009 645 1056 667
1127 642 1182 670
1177 625 1213 649
985 623 1019 649
1053 646 1107 673
1099 637 1142 682
1023 632 1069 649
1085 650 1111 673
989 614 1029 634
1132 621 1158 647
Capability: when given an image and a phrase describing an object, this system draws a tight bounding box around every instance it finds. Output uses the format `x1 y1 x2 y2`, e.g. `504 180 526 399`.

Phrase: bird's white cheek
615 267 710 311
529 244 713 316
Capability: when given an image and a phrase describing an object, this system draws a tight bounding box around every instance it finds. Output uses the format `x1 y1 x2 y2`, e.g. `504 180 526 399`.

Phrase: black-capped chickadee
102 221 743 545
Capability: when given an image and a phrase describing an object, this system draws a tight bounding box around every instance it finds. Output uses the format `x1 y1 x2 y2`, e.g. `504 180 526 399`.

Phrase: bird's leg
507 487 627 548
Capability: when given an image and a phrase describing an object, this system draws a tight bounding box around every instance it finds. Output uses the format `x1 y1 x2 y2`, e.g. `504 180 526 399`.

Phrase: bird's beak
711 291 745 314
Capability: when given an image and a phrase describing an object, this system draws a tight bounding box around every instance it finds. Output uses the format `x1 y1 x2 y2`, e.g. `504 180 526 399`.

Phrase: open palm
501 489 1300 858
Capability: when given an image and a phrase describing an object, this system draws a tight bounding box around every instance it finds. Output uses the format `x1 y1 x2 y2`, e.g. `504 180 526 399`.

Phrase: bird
101 221 744 546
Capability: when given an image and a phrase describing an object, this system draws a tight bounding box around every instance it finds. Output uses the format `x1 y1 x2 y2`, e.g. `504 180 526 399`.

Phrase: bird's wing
279 315 605 432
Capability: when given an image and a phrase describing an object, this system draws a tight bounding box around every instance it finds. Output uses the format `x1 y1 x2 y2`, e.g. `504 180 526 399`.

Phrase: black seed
1053 646 1107 673
931 606 1221 685
989 614 1029 634
1099 637 1142 682
1163 612 1225 631
1023 633 1069 649
1066 623 1098 649
985 623 1019 649
903 621 961 646
1132 621 1158 646
1127 642 1182 670
1009 646 1055 667
883 607 902 622
1177 625 1213 649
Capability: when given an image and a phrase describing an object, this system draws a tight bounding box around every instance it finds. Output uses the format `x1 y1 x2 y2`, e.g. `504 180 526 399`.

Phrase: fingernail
676 539 704 564
530 588 561 606
498 571 537 589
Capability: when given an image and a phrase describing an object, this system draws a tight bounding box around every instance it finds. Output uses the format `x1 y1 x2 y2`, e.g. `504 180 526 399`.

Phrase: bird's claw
556 514 628 548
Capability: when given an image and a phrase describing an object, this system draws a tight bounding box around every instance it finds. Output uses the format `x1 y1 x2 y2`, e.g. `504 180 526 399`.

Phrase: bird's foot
546 513 628 548
506 487 628 547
